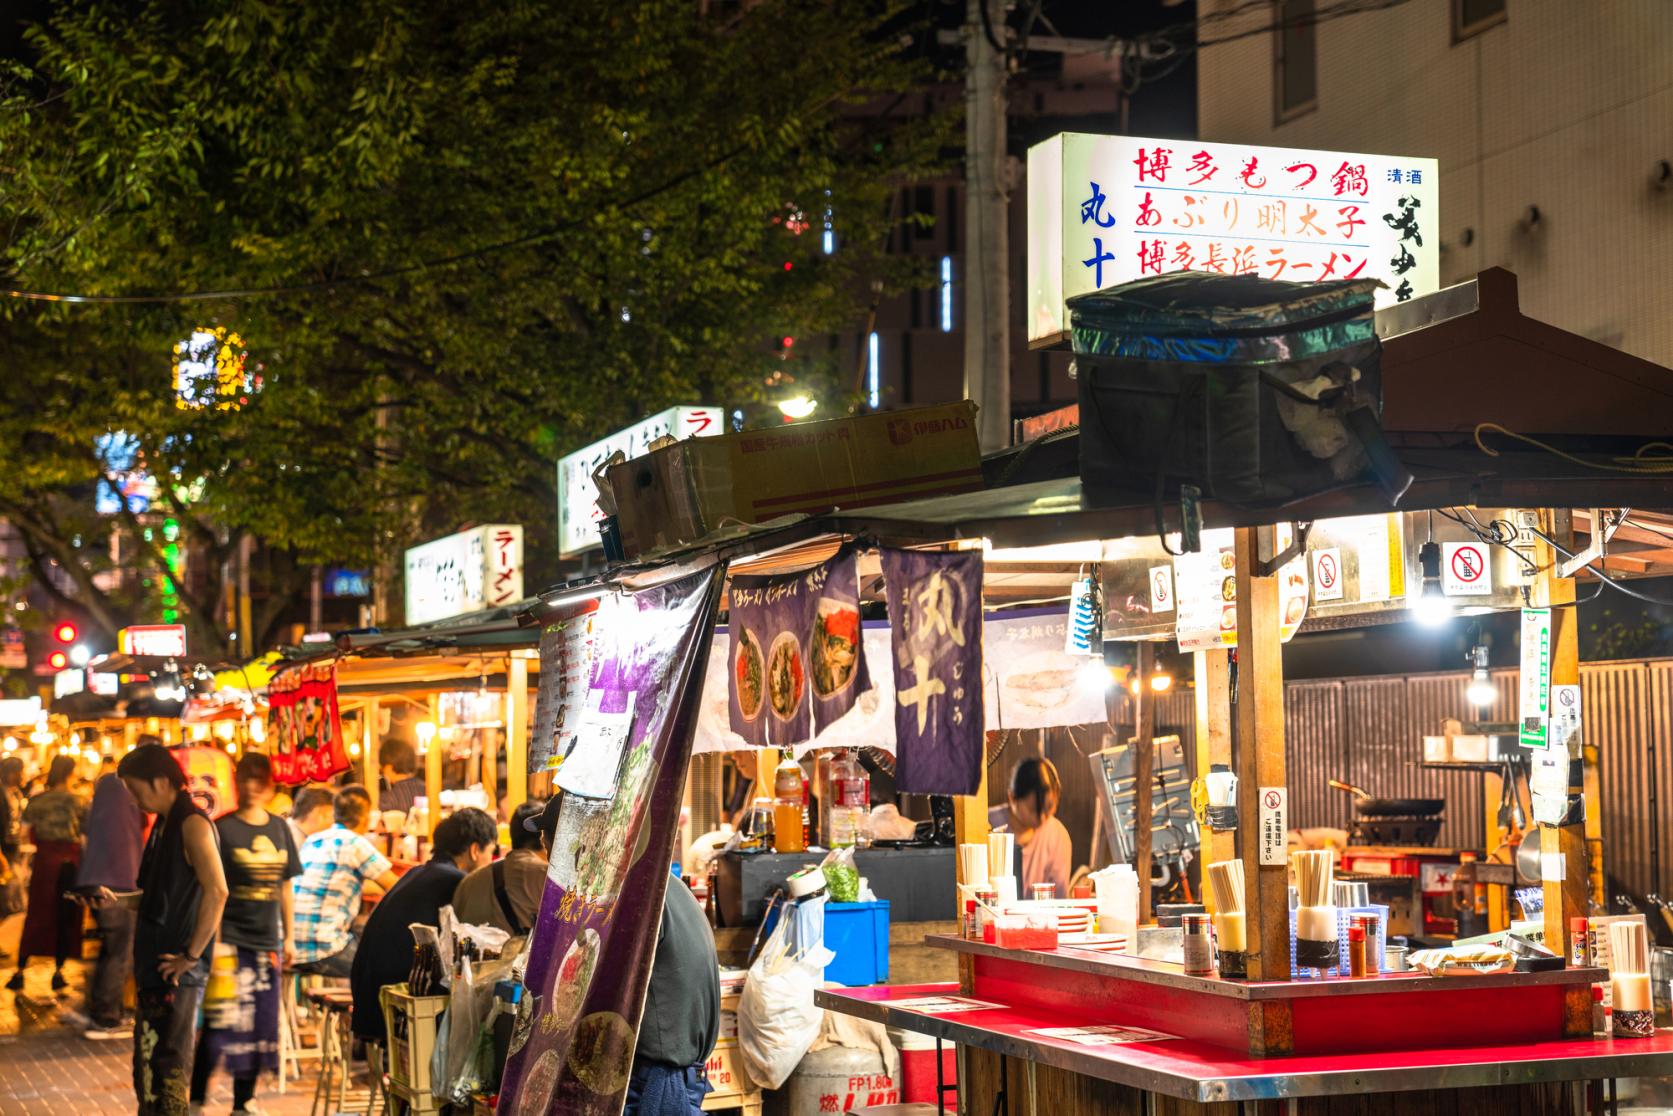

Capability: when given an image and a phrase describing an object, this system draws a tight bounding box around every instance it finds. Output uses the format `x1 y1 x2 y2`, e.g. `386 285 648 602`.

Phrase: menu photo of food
767 632 806 723
734 628 765 723
811 597 861 698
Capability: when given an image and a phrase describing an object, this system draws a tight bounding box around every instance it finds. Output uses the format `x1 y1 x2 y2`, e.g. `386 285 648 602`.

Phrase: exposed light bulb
1414 542 1453 627
1466 645 1495 707
777 395 818 420
1149 673 1174 693
1076 658 1114 693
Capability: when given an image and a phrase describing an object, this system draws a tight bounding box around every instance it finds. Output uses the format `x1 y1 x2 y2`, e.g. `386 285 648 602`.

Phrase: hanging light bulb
1466 645 1495 707
1413 540 1453 627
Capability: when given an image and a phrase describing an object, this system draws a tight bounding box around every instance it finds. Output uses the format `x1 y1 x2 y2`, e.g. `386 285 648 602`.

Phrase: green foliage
0 0 951 654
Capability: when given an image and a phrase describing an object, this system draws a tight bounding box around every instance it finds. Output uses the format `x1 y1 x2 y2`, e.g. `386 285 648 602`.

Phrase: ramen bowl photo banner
497 566 724 1116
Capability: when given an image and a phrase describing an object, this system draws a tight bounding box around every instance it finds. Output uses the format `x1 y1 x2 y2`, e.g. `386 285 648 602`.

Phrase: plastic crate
1287 905 1390 977
381 982 449 1095
823 900 891 986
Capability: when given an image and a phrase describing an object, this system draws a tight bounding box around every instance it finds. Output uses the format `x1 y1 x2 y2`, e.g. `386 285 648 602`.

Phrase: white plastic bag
437 952 517 1103
737 903 836 1089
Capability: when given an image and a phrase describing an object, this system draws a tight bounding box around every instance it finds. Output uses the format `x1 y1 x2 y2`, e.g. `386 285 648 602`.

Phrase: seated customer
286 786 337 852
377 739 426 815
350 807 497 1043
452 800 548 936
291 785 398 976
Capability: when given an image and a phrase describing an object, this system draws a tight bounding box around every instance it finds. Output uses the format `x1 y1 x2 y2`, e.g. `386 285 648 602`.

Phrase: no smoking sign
1442 542 1492 596
1312 547 1344 602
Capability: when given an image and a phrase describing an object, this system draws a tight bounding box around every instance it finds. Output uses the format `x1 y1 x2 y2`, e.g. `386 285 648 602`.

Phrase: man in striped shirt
290 785 398 977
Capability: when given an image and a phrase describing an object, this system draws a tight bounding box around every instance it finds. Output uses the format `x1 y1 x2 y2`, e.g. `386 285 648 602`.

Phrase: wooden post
504 655 529 816
1483 768 1512 932
953 757 991 900
1194 648 1235 911
425 693 443 837
1532 510 1590 954
1131 642 1155 923
362 699 381 806
1234 527 1291 984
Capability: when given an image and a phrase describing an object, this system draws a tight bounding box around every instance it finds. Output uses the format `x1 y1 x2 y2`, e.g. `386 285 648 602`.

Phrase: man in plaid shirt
291 786 399 976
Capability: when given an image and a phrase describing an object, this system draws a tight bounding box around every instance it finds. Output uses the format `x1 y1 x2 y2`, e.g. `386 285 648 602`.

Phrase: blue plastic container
822 900 891 986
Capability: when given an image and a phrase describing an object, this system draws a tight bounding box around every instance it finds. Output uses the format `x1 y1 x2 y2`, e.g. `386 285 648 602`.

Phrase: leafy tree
0 0 948 657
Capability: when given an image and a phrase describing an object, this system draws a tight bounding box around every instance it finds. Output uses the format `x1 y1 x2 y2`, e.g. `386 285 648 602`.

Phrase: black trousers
134 983 205 1116
87 905 137 1028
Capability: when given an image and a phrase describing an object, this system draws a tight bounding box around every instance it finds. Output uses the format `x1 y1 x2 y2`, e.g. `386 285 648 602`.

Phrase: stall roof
555 269 1673 618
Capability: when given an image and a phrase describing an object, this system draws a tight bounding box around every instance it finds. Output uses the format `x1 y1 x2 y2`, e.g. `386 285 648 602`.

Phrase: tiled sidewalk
0 912 338 1115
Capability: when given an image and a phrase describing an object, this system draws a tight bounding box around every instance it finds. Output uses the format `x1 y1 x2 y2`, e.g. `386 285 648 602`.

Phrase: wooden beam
1234 527 1291 983
1132 642 1156 923
953 753 991 911
1532 510 1592 954
504 655 529 816
362 699 380 807
425 693 442 838
1193 648 1235 911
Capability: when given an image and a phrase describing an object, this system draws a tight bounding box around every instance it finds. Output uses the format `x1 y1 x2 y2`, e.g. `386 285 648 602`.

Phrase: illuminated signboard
556 406 724 556
1026 133 1439 345
0 697 43 727
404 525 524 626
120 624 189 658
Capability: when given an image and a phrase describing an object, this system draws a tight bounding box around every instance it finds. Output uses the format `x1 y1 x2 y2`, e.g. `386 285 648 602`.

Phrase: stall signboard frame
404 524 524 626
120 623 189 658
557 406 724 556
1091 734 1199 869
1026 132 1439 346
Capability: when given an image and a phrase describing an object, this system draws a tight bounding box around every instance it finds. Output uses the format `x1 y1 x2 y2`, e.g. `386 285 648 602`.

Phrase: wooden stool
306 988 360 1116
279 970 328 1093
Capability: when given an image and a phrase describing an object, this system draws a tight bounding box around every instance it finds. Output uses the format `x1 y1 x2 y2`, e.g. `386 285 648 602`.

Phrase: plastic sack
737 903 836 1089
437 905 513 987
819 847 859 903
436 952 518 1104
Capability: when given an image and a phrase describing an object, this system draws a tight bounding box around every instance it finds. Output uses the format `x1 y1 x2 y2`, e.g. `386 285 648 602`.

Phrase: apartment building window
1453 0 1506 41
1273 0 1318 124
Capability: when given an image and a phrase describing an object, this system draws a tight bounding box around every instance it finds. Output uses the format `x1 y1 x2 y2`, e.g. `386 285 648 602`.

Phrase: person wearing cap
453 800 549 936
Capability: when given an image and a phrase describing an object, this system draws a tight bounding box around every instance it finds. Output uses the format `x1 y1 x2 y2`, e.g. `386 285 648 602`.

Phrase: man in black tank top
96 744 229 1116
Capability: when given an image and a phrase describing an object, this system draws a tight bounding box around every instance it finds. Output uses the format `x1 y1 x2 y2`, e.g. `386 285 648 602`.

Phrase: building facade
1197 0 1673 367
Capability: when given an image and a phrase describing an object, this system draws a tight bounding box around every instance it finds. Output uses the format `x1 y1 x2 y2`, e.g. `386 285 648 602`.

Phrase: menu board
1173 526 1309 652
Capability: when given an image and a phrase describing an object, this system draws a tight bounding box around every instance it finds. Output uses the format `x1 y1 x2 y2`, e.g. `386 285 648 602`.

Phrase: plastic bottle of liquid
1094 864 1141 947
830 749 872 848
772 754 807 853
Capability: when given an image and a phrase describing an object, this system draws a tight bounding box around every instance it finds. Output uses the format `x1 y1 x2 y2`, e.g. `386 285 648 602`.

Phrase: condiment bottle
1182 913 1214 975
1569 917 1590 967
772 754 807 853
1347 923 1368 978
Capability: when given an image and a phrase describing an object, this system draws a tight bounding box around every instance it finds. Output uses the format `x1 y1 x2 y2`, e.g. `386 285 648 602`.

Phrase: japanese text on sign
1259 786 1288 866
404 524 524 625
1519 608 1553 749
1028 133 1439 342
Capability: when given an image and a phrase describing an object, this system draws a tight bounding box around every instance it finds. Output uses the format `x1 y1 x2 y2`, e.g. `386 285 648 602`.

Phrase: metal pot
1514 830 1541 883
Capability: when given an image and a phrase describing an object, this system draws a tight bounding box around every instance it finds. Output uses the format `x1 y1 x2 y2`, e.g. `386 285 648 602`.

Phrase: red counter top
817 982 1673 1103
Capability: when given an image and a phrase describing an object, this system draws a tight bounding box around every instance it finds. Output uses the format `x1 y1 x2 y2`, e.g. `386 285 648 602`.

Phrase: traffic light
47 650 68 670
53 621 78 644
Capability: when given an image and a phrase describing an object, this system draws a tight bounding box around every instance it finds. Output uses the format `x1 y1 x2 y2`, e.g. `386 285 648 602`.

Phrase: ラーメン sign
557 406 723 556
120 624 189 658
1026 133 1439 344
404 524 525 625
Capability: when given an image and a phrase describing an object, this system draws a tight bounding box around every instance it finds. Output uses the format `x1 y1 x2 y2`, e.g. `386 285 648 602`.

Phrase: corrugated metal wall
1112 657 1671 897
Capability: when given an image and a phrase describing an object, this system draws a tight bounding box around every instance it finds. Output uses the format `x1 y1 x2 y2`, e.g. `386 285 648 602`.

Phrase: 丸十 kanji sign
1027 133 1439 344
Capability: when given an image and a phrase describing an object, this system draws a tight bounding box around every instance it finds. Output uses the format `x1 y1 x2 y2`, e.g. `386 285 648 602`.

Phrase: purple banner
727 549 869 748
498 567 724 1116
880 548 984 795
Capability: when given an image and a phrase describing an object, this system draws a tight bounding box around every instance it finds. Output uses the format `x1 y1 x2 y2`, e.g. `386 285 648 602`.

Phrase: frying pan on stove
1329 778 1445 818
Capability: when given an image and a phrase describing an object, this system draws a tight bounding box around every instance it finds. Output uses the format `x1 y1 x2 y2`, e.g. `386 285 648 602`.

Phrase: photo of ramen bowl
811 598 861 698
734 629 765 722
767 632 806 722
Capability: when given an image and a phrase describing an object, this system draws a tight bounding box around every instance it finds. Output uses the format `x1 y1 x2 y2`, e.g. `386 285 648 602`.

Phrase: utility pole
964 0 1010 452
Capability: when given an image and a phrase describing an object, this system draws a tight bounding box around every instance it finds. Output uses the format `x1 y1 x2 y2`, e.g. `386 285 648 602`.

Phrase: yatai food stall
792 245 1673 1115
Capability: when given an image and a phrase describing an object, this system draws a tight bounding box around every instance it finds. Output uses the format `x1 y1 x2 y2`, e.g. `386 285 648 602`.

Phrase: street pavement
0 911 340 1115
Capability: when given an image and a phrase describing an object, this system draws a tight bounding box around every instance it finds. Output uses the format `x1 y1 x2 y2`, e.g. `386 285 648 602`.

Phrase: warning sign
1258 787 1288 866
1442 542 1492 596
1312 547 1344 602
1149 565 1174 614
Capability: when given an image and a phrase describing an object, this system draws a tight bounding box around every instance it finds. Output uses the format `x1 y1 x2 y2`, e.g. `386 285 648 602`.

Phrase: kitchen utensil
1328 778 1444 818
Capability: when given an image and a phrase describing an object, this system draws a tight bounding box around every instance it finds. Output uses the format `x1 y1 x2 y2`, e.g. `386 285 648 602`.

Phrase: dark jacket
350 855 463 1040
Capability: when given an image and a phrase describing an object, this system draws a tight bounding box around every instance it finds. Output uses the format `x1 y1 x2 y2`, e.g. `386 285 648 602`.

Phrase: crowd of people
0 739 721 1116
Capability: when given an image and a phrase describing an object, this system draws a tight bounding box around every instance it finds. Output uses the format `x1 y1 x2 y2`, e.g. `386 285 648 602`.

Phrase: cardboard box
609 402 983 558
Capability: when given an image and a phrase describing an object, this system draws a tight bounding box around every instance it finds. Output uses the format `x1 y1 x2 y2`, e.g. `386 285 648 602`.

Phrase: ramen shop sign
404 525 525 625
1026 132 1439 344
